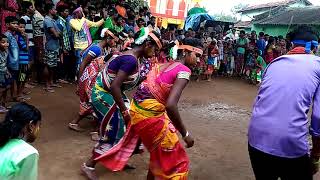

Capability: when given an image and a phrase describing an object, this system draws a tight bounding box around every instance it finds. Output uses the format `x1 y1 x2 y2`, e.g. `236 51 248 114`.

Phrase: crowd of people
1 0 320 180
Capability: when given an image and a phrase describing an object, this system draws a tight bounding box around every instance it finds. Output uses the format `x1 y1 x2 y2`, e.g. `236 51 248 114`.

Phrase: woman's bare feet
81 163 98 180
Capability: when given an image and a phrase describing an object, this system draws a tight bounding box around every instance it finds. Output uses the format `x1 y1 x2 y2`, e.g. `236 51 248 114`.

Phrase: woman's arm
78 55 94 78
110 70 130 123
166 78 194 147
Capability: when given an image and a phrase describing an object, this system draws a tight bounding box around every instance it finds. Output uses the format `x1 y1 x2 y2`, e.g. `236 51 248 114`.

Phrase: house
148 0 200 29
252 6 320 36
238 0 312 21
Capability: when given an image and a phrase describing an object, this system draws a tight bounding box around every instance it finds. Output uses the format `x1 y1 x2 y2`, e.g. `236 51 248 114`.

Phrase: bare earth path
19 77 320 180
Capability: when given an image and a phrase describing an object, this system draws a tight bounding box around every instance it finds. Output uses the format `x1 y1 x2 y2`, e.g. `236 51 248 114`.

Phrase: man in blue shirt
256 32 266 57
43 3 61 93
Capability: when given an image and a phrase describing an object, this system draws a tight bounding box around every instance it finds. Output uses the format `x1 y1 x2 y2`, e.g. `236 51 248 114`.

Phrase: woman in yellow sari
97 39 203 179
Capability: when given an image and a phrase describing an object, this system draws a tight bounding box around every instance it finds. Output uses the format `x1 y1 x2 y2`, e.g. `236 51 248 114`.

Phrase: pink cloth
0 0 19 33
156 63 191 84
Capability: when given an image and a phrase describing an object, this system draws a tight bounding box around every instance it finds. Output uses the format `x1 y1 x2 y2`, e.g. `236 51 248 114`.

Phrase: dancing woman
81 27 162 179
93 38 203 179
69 28 119 132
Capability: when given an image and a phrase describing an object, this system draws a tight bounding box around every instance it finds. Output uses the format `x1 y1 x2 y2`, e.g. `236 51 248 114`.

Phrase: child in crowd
4 16 19 102
16 19 31 102
217 40 226 76
0 103 42 180
0 34 11 113
251 49 266 85
205 40 219 81
224 39 235 76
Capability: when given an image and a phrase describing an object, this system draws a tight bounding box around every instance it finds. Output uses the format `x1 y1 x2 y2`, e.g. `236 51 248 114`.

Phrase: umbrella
187 7 207 16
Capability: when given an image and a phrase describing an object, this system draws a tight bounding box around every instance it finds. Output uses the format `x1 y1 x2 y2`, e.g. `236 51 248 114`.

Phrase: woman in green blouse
0 103 42 180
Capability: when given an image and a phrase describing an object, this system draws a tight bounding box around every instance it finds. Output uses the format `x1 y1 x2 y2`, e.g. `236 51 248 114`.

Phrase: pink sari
0 0 19 34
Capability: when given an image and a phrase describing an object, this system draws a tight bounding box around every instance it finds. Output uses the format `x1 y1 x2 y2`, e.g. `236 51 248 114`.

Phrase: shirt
0 139 38 180
21 16 34 47
70 17 104 50
248 54 320 158
256 39 266 55
17 33 29 64
237 38 248 54
32 11 44 37
4 31 19 70
44 15 60 51
56 16 71 51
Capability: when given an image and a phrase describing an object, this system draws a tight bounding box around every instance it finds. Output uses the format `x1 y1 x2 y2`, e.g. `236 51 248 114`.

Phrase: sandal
68 123 84 132
44 87 55 93
90 132 100 141
51 84 62 88
81 163 98 180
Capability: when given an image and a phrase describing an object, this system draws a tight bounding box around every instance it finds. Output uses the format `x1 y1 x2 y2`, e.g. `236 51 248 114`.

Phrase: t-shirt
256 39 266 55
44 15 60 51
4 31 19 71
21 16 34 47
0 139 39 180
17 33 29 64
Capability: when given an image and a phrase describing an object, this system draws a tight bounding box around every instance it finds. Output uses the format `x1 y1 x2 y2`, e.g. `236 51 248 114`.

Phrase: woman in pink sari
87 39 203 180
0 0 19 34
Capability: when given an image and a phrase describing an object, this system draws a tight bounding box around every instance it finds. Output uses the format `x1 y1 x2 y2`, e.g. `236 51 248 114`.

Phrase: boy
4 16 19 102
16 19 31 101
0 34 11 113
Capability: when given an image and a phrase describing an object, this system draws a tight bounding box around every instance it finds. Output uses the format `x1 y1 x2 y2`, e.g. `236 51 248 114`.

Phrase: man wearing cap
248 25 320 180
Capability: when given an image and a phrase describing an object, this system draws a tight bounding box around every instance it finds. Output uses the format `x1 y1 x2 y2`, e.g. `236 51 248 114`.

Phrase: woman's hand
184 135 194 148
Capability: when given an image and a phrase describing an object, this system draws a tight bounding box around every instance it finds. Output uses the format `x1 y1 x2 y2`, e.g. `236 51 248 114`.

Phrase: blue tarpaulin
184 13 214 31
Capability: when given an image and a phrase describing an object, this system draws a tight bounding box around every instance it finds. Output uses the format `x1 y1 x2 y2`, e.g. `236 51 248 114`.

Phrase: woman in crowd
90 38 202 180
69 28 119 134
81 27 162 180
265 36 277 64
0 103 42 180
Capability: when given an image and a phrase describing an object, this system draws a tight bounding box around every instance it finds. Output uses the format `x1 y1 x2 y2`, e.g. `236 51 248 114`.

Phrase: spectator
70 7 104 73
256 32 266 57
236 30 248 76
135 18 145 33
0 34 10 112
0 0 19 34
147 16 160 35
43 3 61 93
32 1 45 85
4 16 19 101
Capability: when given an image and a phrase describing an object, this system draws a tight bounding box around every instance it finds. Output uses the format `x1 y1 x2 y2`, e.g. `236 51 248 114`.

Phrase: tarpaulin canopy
184 13 214 31
187 7 207 16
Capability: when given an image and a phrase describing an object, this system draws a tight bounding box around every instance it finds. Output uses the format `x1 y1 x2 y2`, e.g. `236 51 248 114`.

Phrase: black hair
240 30 245 35
0 103 41 147
44 3 55 13
290 25 319 42
57 4 69 13
21 1 33 12
278 35 284 40
18 18 26 25
136 18 145 24
88 5 96 12
5 16 18 24
265 36 275 52
0 34 7 41
150 16 156 20
259 32 264 37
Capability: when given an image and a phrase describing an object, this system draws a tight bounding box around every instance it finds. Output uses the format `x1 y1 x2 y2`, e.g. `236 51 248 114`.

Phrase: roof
254 6 320 25
238 0 312 12
234 21 252 28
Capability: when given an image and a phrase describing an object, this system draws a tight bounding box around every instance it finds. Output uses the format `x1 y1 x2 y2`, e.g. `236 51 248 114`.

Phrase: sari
95 62 190 179
78 56 107 116
91 55 152 164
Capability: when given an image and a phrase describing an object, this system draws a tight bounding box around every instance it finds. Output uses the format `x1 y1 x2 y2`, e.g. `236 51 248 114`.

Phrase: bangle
182 131 189 139
121 109 130 117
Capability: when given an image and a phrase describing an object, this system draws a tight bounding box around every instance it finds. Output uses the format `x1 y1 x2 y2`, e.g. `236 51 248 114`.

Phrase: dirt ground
19 77 320 180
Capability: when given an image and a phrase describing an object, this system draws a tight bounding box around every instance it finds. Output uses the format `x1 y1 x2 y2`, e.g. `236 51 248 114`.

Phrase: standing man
248 25 320 180
56 4 72 83
43 3 61 93
147 16 160 35
32 1 45 85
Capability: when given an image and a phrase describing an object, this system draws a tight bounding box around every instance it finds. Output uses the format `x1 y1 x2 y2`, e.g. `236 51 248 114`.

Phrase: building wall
253 24 320 37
